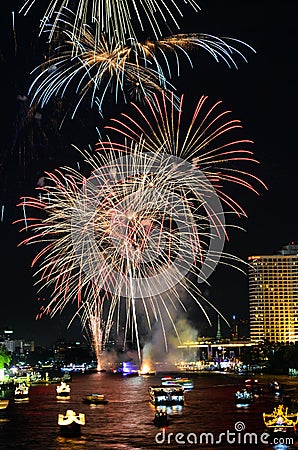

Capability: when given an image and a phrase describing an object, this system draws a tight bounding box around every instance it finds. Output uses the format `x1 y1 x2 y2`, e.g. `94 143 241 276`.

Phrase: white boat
56 381 71 397
14 383 29 401
58 409 85 436
149 385 184 406
234 388 253 406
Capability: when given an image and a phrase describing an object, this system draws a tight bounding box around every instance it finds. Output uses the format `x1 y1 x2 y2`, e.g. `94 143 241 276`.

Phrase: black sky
0 1 297 345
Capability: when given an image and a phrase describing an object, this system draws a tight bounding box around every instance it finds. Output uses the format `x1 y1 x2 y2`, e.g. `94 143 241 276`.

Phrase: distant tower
231 315 237 340
216 315 222 340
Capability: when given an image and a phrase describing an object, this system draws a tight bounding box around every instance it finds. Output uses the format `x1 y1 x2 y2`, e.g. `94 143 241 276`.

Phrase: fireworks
12 1 263 366
105 92 266 219
28 29 176 117
15 94 265 358
80 298 113 371
27 21 255 117
20 0 201 43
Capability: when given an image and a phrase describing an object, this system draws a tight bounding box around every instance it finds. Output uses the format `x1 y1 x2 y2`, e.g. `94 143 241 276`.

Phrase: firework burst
15 144 225 355
105 92 267 219
28 19 255 117
28 29 176 118
20 0 201 43
15 92 265 359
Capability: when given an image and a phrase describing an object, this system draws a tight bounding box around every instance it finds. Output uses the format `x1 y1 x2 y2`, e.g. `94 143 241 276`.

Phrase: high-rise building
248 243 298 343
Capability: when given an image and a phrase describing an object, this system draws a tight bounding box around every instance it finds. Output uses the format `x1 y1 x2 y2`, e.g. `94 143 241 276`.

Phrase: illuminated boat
0 399 9 409
268 380 283 396
61 364 87 373
139 370 156 376
58 409 85 437
14 383 29 401
263 404 298 440
244 378 264 396
122 361 139 376
234 388 253 406
153 410 169 427
149 386 184 406
161 376 193 390
82 393 108 405
56 381 71 398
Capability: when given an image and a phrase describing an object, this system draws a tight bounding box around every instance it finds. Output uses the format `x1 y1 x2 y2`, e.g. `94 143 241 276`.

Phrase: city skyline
0 1 297 346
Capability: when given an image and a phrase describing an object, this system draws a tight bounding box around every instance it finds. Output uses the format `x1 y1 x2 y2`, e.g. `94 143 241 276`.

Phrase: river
1 371 298 449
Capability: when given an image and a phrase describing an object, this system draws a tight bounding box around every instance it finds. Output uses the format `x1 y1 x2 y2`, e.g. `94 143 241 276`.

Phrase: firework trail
27 18 254 117
13 2 263 362
14 95 265 357
20 0 201 43
28 29 176 118
105 92 266 227
80 298 113 371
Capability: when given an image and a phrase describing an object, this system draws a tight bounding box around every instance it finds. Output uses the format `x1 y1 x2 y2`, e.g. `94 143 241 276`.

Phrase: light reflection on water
0 372 298 449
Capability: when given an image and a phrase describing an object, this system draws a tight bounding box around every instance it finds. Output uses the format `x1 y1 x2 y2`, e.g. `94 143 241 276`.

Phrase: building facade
0 328 34 356
248 243 298 343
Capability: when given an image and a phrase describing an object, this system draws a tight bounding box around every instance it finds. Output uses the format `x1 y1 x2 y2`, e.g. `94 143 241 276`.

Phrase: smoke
168 316 199 346
98 347 141 370
141 314 199 369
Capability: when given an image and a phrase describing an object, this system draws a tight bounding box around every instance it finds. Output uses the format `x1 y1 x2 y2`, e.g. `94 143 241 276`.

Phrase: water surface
1 372 297 449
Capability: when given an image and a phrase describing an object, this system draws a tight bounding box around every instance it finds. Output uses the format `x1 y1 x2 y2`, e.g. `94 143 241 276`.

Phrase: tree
0 344 11 369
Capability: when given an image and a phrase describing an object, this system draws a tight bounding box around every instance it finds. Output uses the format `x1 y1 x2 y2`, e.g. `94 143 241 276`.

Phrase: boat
263 404 298 441
56 381 71 398
0 399 9 410
82 393 108 405
149 386 184 406
178 378 193 390
139 370 156 376
269 380 283 396
14 383 29 401
234 388 253 406
58 409 85 437
161 376 193 390
244 378 264 396
122 361 139 377
138 368 156 376
153 410 169 427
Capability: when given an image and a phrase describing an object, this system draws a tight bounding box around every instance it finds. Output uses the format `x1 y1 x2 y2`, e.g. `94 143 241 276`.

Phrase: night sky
0 1 297 346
